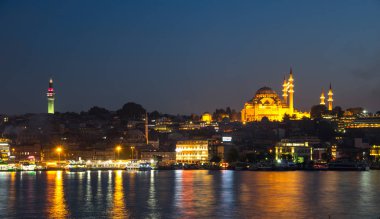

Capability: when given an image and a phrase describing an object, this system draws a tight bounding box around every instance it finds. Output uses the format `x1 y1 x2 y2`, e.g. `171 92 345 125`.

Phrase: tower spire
282 76 288 104
328 83 333 111
320 89 325 105
47 78 55 114
288 68 294 114
145 112 149 145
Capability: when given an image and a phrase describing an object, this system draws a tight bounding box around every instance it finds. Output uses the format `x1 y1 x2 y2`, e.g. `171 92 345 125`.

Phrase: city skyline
1 2 380 218
1 1 380 115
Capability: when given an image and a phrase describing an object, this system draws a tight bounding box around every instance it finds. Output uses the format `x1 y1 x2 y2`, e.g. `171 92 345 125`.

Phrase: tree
310 105 328 119
149 111 161 120
210 155 221 163
226 107 232 116
213 108 226 121
332 106 344 118
245 152 257 163
283 114 291 122
88 106 110 119
117 102 146 121
225 148 239 163
315 120 335 141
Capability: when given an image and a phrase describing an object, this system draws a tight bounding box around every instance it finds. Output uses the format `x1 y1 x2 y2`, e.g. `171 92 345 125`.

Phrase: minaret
47 78 55 114
328 83 333 111
145 112 149 145
282 76 288 104
288 68 294 114
320 89 326 105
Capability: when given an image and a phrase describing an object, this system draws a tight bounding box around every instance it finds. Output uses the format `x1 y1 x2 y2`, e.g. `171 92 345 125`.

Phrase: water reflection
220 170 234 209
252 172 307 217
111 170 127 218
1 171 380 218
46 171 69 218
147 171 160 218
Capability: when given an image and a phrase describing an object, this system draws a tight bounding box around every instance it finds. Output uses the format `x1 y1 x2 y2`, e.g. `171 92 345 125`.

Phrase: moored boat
66 160 87 172
328 160 369 171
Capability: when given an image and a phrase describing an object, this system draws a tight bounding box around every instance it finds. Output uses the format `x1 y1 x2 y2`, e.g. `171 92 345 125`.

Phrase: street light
56 146 62 168
116 145 121 160
131 146 135 160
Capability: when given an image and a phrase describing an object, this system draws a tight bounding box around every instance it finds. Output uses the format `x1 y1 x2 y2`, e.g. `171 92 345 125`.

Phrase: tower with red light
47 78 55 114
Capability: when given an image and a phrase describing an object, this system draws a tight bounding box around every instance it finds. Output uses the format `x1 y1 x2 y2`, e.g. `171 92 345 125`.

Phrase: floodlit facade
370 145 380 159
275 139 313 163
241 68 310 122
346 116 380 128
175 140 209 163
201 112 212 124
0 139 10 162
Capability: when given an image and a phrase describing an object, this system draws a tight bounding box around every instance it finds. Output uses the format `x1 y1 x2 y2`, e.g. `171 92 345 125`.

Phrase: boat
182 163 199 170
138 162 152 171
328 160 369 171
313 161 328 170
66 160 87 172
255 162 275 171
19 161 36 171
67 165 87 172
235 162 249 170
0 162 16 171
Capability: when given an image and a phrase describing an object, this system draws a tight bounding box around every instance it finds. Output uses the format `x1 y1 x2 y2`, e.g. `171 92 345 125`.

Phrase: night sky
1 0 380 115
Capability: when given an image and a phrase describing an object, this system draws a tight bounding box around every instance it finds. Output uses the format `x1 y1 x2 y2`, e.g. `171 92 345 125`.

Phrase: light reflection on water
0 171 380 218
111 170 126 218
46 171 69 218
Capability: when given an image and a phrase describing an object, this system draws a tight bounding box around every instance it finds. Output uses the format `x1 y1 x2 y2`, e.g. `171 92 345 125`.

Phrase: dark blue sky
1 0 380 115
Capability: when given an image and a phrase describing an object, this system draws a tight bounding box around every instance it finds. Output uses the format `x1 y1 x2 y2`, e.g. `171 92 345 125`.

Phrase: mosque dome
255 87 278 96
252 86 281 104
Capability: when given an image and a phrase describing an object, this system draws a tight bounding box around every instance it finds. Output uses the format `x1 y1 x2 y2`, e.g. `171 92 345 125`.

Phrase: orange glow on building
201 112 212 124
370 145 380 157
241 69 310 122
175 140 209 163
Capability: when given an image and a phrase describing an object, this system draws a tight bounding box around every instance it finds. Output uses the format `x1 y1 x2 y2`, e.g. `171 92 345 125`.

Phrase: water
0 170 379 218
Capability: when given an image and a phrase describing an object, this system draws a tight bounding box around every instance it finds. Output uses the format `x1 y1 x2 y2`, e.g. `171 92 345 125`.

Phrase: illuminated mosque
241 68 310 122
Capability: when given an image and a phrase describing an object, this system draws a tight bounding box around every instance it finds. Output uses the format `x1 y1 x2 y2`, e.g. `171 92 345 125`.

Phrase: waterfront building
241 68 310 122
275 138 313 163
141 151 176 163
67 150 115 161
47 78 55 114
175 140 210 163
370 145 380 160
11 144 42 161
214 141 236 162
0 139 10 162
